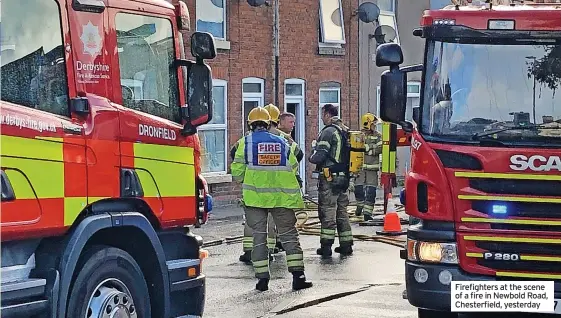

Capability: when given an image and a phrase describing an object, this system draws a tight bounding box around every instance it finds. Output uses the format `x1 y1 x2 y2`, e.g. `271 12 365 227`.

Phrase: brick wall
178 0 360 206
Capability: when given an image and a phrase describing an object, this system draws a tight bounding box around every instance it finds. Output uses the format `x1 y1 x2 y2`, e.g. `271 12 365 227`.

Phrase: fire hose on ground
202 196 408 249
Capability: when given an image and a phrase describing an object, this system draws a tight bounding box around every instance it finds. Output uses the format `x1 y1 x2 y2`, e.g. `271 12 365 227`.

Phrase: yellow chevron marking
458 195 561 204
455 171 561 181
496 272 561 280
466 253 561 262
463 236 561 244
462 217 561 226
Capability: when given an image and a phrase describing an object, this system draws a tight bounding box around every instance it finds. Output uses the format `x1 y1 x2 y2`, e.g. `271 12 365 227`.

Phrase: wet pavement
194 197 556 318
193 197 416 318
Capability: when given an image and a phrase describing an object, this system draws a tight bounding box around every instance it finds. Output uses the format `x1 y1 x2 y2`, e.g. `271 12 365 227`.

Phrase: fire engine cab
377 1 561 317
1 0 216 317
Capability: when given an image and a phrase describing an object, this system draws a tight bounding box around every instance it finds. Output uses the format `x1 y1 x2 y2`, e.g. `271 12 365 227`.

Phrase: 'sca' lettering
510 154 561 172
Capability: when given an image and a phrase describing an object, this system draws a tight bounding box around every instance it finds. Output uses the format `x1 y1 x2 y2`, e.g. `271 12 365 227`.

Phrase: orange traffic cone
376 193 406 236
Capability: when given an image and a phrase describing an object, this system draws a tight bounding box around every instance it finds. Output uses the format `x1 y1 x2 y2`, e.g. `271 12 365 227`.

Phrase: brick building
178 0 361 206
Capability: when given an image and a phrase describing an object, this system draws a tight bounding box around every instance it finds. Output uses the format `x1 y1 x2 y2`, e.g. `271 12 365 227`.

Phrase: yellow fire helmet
361 113 379 130
247 106 271 125
263 104 280 124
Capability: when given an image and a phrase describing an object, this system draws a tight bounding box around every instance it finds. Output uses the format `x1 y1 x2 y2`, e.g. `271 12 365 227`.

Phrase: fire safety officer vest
231 130 304 209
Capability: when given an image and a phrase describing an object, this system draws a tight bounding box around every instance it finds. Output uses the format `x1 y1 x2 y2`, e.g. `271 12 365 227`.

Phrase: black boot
334 245 353 256
239 251 252 264
292 271 313 290
256 278 269 291
316 244 332 258
363 214 373 221
355 205 363 216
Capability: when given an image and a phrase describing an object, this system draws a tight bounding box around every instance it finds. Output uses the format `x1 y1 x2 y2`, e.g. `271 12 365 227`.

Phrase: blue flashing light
492 204 507 215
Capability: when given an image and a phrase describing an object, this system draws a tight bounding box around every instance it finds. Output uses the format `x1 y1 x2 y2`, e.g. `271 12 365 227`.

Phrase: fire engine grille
472 201 561 220
469 178 561 197
463 236 561 282
455 172 561 232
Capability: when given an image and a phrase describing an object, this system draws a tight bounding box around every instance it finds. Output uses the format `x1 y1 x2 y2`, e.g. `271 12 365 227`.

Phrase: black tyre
66 245 151 318
418 308 458 318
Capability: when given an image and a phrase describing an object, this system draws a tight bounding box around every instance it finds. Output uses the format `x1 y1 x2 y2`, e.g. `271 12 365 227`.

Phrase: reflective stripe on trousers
245 206 305 279
243 213 277 252
317 176 353 247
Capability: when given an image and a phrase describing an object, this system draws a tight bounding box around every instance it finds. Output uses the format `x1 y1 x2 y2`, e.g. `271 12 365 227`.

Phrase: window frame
114 11 181 123
318 86 341 132
195 0 227 41
199 79 228 175
241 77 265 135
319 0 346 45
378 12 400 45
378 0 396 13
284 78 305 101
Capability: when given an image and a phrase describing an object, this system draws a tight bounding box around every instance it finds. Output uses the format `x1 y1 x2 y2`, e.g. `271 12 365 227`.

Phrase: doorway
285 99 306 192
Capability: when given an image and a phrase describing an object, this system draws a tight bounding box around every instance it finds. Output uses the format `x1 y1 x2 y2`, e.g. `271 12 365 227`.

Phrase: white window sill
202 173 232 184
215 39 231 50
318 42 343 48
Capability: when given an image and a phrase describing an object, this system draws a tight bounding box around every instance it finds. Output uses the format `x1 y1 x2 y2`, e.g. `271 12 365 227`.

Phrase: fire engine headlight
407 239 458 264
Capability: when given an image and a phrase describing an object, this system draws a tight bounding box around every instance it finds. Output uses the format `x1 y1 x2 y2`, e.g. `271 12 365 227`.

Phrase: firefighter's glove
296 174 304 188
348 179 355 192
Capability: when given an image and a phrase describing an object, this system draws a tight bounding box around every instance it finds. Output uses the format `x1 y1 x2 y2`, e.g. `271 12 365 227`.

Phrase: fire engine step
1 278 48 318
1 278 46 302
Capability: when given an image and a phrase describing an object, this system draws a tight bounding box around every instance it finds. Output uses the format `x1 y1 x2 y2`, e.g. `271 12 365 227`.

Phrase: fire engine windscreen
421 39 561 145
1 0 70 117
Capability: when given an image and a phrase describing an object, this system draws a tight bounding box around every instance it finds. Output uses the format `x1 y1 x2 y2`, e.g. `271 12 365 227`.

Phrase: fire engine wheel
66 245 151 318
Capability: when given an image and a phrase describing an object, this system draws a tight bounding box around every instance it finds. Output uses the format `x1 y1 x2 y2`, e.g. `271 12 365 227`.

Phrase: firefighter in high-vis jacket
309 103 354 258
233 109 278 264
349 113 383 221
231 107 313 292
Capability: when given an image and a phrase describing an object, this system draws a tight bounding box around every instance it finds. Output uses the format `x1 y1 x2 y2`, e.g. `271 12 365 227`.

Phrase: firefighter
264 105 305 187
233 109 278 264
278 112 296 136
309 103 354 258
350 113 383 221
231 107 313 291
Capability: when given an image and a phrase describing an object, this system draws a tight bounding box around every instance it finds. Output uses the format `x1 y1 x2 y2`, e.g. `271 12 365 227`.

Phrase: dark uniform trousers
317 175 353 247
353 169 378 217
243 212 277 253
245 206 305 279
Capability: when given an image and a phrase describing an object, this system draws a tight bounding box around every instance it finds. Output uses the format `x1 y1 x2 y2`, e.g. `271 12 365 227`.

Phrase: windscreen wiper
471 123 557 140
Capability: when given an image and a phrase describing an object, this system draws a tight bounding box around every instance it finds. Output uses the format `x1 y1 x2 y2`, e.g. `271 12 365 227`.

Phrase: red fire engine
377 1 561 317
1 0 215 317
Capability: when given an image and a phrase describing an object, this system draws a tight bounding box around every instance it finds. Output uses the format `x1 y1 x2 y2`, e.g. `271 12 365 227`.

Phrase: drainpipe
273 0 280 106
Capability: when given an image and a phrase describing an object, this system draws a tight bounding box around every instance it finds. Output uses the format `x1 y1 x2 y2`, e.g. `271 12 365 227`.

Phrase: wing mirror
175 32 217 136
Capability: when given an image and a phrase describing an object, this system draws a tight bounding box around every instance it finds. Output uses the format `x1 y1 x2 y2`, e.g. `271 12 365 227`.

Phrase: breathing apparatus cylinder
348 131 365 175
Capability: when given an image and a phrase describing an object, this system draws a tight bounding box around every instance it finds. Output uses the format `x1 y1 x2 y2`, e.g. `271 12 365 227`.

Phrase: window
407 82 421 123
196 0 226 40
242 77 265 134
1 0 69 117
199 79 227 174
319 82 341 131
377 0 395 12
319 0 345 44
430 0 451 9
377 0 399 44
116 13 180 122
376 82 420 130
